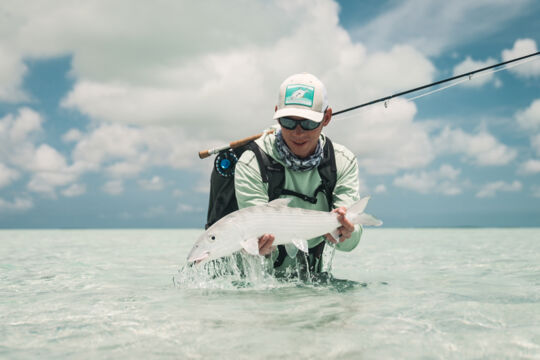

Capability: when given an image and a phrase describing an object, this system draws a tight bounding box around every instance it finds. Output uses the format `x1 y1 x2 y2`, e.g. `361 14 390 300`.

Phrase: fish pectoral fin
291 238 308 253
284 243 298 258
240 237 260 256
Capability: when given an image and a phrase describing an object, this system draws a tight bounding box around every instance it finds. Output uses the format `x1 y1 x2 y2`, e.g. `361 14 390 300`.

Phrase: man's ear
322 107 332 127
275 105 278 112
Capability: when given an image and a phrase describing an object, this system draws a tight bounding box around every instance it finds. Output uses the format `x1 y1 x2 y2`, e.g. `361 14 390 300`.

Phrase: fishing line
332 51 540 118
406 55 540 103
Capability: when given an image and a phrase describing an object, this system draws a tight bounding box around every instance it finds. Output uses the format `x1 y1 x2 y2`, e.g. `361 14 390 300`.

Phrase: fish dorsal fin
267 198 292 208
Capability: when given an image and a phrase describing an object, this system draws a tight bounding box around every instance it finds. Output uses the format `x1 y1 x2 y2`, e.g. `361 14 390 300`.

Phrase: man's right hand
258 234 276 256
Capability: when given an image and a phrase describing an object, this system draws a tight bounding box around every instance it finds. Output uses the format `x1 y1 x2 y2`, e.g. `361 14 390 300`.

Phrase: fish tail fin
348 196 370 216
354 212 383 226
346 196 369 223
345 196 383 227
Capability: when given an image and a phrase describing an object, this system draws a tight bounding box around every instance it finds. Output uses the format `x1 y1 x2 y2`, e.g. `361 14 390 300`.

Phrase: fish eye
209 234 216 241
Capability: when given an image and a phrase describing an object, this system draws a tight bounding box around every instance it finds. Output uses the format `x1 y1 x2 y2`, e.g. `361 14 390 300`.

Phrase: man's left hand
325 206 354 244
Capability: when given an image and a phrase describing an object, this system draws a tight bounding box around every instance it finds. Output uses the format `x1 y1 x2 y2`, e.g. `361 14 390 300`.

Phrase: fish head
187 221 240 264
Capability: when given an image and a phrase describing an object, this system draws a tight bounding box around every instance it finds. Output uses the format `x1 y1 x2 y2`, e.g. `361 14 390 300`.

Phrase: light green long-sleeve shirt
234 126 362 269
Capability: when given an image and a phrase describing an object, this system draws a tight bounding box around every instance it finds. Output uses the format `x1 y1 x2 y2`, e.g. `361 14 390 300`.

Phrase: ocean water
1 228 539 359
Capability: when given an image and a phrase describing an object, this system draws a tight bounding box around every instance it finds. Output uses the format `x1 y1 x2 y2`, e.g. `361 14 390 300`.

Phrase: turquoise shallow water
1 228 540 359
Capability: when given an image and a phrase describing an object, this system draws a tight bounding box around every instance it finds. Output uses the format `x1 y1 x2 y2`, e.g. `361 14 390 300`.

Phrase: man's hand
325 206 354 244
258 234 276 256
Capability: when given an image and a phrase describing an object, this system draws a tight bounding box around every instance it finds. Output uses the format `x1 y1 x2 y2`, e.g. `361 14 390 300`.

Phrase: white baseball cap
273 73 328 122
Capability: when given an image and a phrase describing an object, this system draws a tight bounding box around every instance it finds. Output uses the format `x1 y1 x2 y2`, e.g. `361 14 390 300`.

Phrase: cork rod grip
198 129 275 160
198 150 211 159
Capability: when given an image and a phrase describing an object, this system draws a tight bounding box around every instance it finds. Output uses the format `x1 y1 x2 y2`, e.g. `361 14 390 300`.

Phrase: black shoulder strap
247 142 285 201
317 138 337 210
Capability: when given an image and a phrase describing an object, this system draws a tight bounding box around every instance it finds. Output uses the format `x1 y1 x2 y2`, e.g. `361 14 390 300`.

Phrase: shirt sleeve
332 149 362 252
234 150 269 209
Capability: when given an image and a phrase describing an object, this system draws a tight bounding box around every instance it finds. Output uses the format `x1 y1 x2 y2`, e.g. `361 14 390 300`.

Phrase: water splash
173 249 363 292
174 253 282 290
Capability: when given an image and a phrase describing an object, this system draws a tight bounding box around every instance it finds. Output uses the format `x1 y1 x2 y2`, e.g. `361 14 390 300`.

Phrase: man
234 73 362 275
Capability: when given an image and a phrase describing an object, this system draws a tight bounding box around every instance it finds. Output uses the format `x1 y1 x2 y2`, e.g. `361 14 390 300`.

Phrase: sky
0 0 539 228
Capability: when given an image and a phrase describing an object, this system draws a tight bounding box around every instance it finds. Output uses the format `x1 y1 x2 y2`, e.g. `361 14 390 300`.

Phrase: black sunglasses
278 117 321 131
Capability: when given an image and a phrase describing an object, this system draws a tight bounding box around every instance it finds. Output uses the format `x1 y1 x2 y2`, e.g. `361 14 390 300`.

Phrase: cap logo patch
284 85 314 107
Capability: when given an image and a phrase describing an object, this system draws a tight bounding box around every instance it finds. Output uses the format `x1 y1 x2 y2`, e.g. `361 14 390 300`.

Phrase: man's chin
290 143 309 156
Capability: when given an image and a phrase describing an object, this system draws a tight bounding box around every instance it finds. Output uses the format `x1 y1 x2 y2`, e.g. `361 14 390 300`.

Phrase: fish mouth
188 251 210 265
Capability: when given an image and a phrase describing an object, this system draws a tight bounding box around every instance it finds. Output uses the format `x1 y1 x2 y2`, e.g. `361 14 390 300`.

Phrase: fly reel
214 149 238 178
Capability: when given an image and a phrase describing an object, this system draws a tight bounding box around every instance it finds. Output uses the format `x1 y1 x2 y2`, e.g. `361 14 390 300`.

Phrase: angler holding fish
192 73 381 276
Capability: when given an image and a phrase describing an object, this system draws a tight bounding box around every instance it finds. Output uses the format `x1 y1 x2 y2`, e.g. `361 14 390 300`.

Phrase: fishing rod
334 50 539 115
198 51 540 159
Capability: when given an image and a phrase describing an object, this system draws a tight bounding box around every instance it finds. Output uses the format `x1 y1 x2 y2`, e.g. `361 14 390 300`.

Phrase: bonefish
187 196 382 264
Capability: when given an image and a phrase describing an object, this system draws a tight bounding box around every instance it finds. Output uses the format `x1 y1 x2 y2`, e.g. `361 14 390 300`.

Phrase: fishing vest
205 138 337 273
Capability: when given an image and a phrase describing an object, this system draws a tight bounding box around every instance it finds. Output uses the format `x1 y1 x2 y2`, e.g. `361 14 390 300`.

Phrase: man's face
278 109 332 159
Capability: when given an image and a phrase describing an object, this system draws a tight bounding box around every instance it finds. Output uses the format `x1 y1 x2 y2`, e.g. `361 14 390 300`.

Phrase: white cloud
374 184 387 194
0 109 41 172
62 129 83 143
61 183 86 197
29 144 68 172
138 176 165 191
351 0 532 56
0 108 43 157
0 163 19 188
8 107 43 142
476 180 522 198
502 39 540 78
70 124 204 179
453 56 499 87
518 159 540 175
106 162 143 178
0 197 33 212
26 144 77 196
0 108 81 196
433 126 517 166
515 99 540 132
0 45 28 102
393 164 463 195
102 180 124 195
327 99 434 174
71 124 143 170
